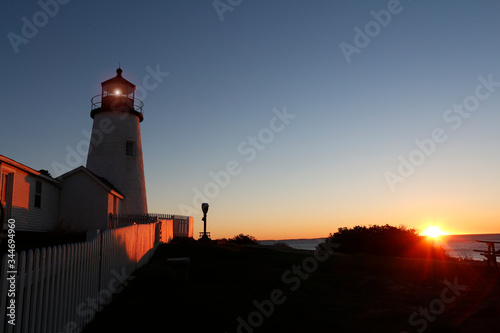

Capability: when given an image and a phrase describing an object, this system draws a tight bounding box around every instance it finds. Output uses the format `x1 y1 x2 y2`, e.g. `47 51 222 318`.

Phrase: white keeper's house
1 68 193 237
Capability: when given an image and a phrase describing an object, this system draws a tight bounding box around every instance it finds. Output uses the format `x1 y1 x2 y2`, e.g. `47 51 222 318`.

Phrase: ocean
259 233 500 261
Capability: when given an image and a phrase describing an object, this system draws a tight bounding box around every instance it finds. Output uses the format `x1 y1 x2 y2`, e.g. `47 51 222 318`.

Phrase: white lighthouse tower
86 68 148 215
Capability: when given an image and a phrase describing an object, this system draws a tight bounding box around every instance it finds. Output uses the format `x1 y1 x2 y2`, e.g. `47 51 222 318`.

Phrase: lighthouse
86 68 148 215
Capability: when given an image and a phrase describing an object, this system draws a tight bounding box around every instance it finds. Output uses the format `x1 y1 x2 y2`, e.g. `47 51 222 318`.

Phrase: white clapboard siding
0 221 167 333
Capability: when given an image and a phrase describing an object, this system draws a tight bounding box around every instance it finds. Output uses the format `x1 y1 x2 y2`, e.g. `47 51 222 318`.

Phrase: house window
1 174 7 204
126 141 134 157
34 180 42 208
1 172 14 218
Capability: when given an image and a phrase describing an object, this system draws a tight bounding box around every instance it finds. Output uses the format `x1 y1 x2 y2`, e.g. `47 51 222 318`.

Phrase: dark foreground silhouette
82 242 500 333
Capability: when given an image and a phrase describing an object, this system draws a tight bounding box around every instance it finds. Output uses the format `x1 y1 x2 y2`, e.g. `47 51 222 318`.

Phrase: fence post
21 250 34 331
97 231 104 297
34 248 47 332
41 247 52 333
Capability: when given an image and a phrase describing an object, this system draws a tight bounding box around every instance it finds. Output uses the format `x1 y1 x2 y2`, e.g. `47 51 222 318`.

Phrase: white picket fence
0 222 162 333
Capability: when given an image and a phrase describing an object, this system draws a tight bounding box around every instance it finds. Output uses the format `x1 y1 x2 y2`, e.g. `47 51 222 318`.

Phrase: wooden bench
474 240 500 268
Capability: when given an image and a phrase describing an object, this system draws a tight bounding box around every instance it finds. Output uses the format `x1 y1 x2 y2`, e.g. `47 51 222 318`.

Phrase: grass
81 242 500 333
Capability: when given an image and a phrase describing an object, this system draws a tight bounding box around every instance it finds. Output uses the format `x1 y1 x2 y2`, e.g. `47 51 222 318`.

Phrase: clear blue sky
2 1 500 239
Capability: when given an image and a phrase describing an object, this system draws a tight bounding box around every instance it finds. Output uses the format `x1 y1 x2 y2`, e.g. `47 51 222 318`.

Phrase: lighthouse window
34 180 42 208
126 141 135 157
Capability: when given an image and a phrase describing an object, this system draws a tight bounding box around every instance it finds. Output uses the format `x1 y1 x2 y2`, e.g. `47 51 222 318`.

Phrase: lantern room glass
102 82 134 100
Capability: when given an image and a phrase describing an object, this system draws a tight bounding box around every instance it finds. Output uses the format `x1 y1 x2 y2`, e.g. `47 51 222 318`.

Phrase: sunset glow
421 226 448 239
3 2 500 241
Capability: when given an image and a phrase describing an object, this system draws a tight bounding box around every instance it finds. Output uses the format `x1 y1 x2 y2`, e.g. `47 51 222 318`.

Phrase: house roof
58 166 124 199
0 154 60 184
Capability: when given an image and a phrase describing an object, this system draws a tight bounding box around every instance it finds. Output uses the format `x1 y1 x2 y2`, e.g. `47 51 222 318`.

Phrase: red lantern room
91 68 144 122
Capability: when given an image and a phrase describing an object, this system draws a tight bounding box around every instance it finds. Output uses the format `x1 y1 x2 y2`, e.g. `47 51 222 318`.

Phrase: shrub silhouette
226 233 258 245
327 224 448 259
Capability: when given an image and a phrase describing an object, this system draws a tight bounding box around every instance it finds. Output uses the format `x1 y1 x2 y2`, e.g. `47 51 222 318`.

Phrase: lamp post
201 203 210 240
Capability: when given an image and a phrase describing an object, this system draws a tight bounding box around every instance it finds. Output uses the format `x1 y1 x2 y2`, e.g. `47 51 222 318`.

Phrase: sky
1 1 500 240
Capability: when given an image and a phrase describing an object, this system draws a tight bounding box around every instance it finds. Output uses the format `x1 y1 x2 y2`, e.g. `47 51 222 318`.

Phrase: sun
421 226 448 238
